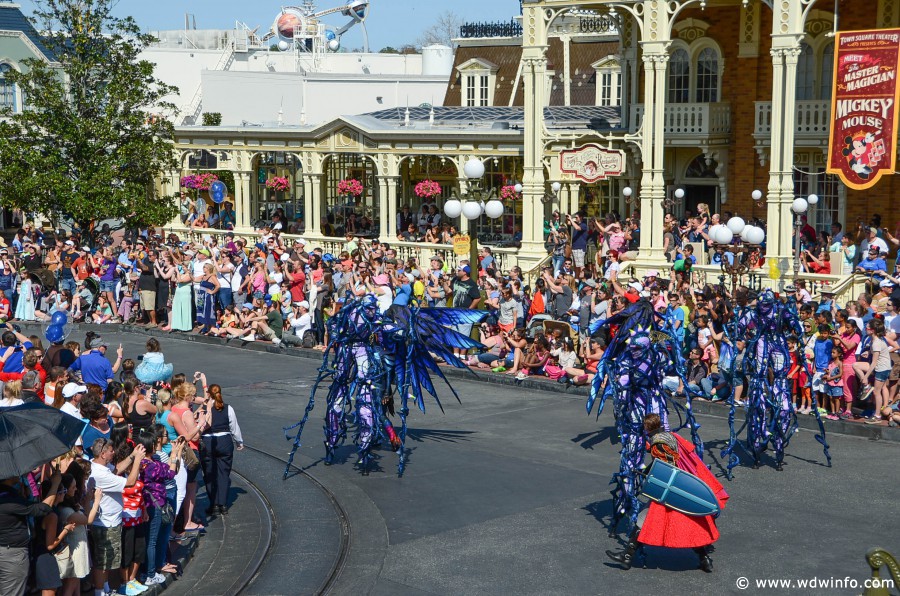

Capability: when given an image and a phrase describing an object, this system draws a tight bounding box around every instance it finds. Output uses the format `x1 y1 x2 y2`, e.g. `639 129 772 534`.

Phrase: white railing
630 102 732 136
754 100 830 138
163 226 523 272
179 47 235 125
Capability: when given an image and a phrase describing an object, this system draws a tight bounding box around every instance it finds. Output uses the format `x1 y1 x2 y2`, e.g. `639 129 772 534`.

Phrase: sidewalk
19 321 900 444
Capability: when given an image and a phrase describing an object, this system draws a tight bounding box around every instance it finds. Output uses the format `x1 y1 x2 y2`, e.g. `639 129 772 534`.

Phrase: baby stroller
543 319 579 351
526 314 552 342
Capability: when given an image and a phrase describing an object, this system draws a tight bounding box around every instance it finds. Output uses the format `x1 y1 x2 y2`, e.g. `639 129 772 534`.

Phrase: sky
16 0 522 50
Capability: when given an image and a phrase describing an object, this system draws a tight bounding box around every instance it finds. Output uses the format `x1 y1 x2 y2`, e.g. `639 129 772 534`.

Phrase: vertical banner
827 29 900 190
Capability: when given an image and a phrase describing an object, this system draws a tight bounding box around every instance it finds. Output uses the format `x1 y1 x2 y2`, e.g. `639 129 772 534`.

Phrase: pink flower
265 176 291 192
414 179 442 199
337 178 364 197
499 185 520 201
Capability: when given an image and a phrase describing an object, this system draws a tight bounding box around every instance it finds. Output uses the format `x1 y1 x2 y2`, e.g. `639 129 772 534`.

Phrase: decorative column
764 0 808 278
376 175 400 240
303 173 324 237
519 3 550 264
635 38 671 265
234 171 253 233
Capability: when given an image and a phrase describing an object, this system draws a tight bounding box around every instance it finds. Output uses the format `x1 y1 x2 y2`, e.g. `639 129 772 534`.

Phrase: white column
764 0 806 275
636 51 670 265
305 173 324 237
235 172 252 233
518 4 549 267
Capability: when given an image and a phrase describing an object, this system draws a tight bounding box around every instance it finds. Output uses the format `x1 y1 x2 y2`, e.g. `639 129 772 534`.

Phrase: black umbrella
0 403 87 478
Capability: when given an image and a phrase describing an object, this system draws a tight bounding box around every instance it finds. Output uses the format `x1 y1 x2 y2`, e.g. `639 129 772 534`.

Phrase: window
668 49 690 104
793 168 841 232
0 64 17 112
252 152 303 223
456 59 498 107
323 154 378 237
695 48 718 102
796 43 816 100
820 42 834 100
795 39 835 101
593 57 622 107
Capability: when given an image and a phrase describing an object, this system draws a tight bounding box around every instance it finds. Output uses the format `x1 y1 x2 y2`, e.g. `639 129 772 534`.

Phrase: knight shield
641 459 721 517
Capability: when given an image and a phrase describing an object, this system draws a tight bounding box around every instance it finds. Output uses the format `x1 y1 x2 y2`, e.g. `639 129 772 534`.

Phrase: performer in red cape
607 414 728 572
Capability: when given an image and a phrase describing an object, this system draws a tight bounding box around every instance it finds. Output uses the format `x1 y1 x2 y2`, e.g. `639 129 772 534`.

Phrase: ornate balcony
753 100 830 146
629 102 731 146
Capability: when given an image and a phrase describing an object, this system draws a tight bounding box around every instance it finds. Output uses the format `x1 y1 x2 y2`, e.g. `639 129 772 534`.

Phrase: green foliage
0 0 179 231
379 46 399 54
208 170 234 194
201 112 222 126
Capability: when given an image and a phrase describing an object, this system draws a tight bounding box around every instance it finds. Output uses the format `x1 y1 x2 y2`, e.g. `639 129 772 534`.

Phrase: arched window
820 41 834 100
695 47 719 102
795 42 816 100
668 49 690 104
0 64 17 112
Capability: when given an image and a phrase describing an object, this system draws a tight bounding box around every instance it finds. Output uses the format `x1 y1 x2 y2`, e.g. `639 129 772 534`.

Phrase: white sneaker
272 338 281 346
144 573 166 586
243 333 256 342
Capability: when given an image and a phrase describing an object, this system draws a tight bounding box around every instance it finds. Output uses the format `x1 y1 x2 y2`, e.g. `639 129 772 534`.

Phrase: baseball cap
62 382 88 399
404 273 415 283
643 270 659 278
198 248 211 257
373 274 390 286
457 265 471 275
628 281 643 293
64 240 74 246
241 303 254 311
294 300 310 309
583 279 597 288
86 335 108 349
296 238 308 246
880 278 895 288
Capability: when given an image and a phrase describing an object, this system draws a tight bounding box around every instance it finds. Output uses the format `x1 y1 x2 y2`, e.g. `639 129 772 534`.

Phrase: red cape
638 434 728 549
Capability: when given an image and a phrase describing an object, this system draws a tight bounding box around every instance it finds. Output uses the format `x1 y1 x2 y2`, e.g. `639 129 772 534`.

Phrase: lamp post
709 218 766 292
540 181 562 204
443 157 503 269
790 195 815 281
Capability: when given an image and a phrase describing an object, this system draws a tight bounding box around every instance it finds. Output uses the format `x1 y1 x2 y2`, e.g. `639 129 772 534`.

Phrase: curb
19 321 900 444
147 533 199 595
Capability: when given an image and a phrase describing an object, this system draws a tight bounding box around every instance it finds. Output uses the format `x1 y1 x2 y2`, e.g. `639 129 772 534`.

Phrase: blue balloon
50 311 68 326
212 191 225 204
45 324 65 344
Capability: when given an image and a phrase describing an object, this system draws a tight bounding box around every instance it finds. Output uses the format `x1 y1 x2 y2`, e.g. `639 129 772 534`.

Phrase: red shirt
289 270 306 303
72 257 91 281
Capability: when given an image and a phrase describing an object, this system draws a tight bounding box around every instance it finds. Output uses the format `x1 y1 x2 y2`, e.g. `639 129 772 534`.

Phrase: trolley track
239 443 352 596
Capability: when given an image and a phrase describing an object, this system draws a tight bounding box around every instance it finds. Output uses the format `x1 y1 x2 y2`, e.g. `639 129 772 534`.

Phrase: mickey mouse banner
827 29 900 190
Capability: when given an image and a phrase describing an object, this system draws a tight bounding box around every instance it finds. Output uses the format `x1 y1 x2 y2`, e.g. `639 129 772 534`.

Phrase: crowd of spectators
0 205 897 430
0 330 242 596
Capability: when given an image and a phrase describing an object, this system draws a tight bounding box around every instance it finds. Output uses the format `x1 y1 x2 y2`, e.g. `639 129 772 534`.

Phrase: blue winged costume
283 295 487 476
719 290 831 476
586 299 705 532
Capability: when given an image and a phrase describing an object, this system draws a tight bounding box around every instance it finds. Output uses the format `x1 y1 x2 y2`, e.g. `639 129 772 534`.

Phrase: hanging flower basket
337 178 364 197
180 173 219 191
414 179 442 199
265 176 291 192
499 185 521 201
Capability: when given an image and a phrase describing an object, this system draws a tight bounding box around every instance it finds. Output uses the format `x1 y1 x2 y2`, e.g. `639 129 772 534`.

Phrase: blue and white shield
641 460 721 517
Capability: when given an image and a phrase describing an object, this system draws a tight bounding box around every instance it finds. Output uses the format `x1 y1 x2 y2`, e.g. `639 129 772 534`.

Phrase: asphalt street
99 332 898 596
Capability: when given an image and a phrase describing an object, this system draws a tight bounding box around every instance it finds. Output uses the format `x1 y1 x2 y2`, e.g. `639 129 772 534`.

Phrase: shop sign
453 235 470 257
560 144 625 183
827 28 900 190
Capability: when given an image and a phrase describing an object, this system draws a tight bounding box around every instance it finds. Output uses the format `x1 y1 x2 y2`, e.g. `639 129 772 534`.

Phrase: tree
379 46 399 54
0 0 179 236
415 11 462 49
